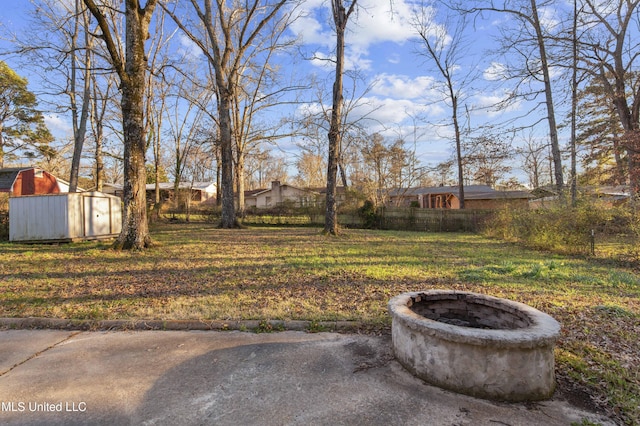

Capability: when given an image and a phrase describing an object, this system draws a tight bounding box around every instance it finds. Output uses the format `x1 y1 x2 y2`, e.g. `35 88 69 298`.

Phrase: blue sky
0 0 573 186
282 0 538 174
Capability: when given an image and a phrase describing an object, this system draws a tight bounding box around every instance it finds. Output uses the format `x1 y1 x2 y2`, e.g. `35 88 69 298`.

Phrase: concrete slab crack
0 331 82 377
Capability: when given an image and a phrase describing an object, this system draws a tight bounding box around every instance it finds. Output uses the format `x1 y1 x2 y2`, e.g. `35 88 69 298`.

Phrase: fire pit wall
388 291 561 402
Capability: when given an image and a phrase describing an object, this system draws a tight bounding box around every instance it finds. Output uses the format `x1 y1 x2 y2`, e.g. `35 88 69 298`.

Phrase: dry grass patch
0 223 639 424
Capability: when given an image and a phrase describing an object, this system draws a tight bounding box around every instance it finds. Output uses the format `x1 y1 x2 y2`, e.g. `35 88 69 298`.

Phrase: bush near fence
0 210 8 241
482 200 639 256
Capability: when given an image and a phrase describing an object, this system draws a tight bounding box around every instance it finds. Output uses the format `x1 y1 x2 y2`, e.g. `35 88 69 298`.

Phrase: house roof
0 169 23 192
145 182 215 191
308 185 346 195
587 185 630 197
244 188 267 197
0 167 44 192
104 182 215 192
388 185 533 200
245 183 324 199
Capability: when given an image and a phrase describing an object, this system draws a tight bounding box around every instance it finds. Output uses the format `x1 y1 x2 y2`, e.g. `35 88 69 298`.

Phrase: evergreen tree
577 79 627 186
0 61 53 168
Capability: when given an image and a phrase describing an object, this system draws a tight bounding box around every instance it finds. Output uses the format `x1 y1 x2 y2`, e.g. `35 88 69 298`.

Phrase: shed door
83 196 111 237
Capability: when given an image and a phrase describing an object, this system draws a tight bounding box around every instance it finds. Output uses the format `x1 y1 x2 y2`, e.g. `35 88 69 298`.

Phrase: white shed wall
9 195 71 241
9 192 122 242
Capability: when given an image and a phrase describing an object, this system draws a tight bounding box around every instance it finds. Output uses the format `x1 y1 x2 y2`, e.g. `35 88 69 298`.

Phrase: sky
278 0 565 183
0 0 576 187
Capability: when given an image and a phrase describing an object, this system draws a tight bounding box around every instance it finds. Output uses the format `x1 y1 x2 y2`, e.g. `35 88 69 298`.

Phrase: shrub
358 200 379 229
0 210 8 241
0 193 8 240
482 199 638 255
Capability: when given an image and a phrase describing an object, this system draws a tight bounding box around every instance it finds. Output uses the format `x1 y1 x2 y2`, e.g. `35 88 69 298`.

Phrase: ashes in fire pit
409 292 532 330
388 290 561 402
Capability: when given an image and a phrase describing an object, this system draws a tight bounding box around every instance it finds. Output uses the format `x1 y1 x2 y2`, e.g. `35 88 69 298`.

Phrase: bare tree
454 0 565 193
295 151 327 188
163 0 290 228
298 69 380 190
142 7 175 210
245 148 288 189
163 78 207 194
230 14 301 216
412 3 473 208
518 130 550 189
68 1 93 192
90 71 118 191
361 133 389 205
324 0 358 234
9 0 94 188
462 133 512 187
83 0 158 250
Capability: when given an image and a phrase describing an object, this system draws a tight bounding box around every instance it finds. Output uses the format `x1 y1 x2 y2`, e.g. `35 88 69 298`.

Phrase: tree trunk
113 2 152 250
84 0 156 249
570 0 578 206
338 161 349 188
218 91 236 228
236 151 246 217
69 1 92 193
215 143 222 206
452 95 465 209
94 117 104 192
91 73 107 192
0 131 5 169
531 0 563 192
625 131 640 197
116 77 150 249
326 1 354 235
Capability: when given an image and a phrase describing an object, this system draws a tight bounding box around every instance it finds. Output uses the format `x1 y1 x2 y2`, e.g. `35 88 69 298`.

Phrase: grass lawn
1 222 639 424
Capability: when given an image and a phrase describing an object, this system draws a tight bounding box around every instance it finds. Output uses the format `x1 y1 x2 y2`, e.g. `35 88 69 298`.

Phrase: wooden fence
376 208 494 232
160 207 494 233
307 208 493 232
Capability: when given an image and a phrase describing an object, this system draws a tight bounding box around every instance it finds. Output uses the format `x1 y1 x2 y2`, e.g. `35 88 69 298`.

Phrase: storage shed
9 192 122 242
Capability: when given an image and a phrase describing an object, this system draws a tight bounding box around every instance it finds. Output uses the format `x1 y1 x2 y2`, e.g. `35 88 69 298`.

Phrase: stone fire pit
388 290 561 401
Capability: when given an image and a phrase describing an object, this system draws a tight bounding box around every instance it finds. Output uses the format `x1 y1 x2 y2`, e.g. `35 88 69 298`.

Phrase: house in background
101 182 124 199
145 182 216 204
102 181 216 204
0 167 69 196
387 185 532 210
529 185 631 209
245 181 323 209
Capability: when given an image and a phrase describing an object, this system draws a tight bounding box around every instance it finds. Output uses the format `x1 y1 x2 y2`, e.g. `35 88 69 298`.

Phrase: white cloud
44 114 72 137
471 91 522 117
483 62 508 81
538 6 561 32
348 96 446 129
347 0 418 49
387 53 400 64
309 51 335 69
177 34 203 61
292 0 422 70
296 94 445 131
294 0 417 49
371 74 438 100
